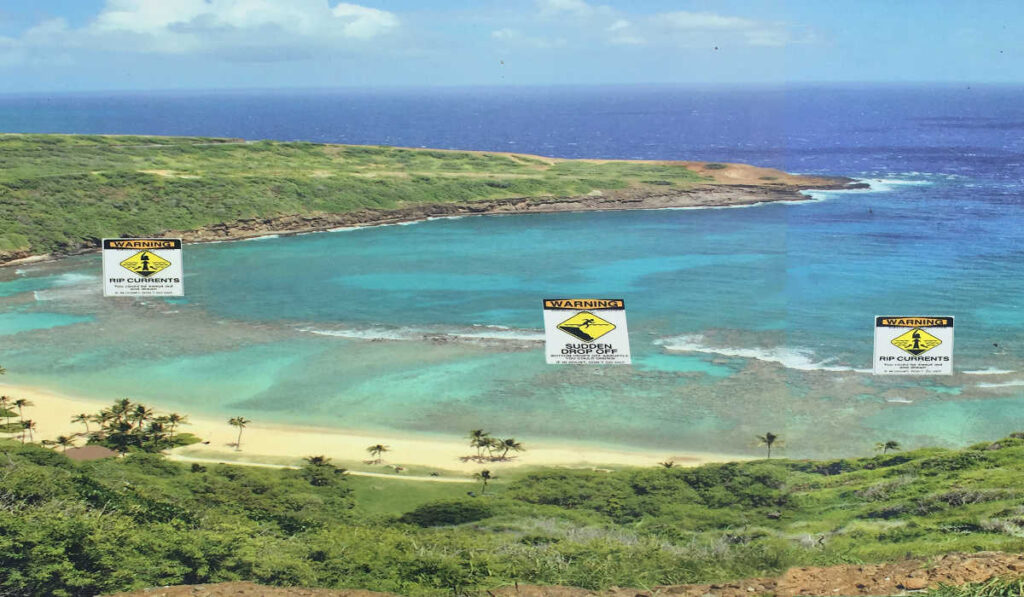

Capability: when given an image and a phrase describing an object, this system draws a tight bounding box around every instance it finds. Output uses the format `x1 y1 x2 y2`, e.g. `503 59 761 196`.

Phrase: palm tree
132 404 154 429
71 413 91 434
21 419 36 444
166 413 188 433
228 417 250 451
305 455 332 466
110 398 133 423
366 444 389 464
0 396 11 429
469 429 490 459
876 440 902 454
474 469 494 494
660 460 676 468
54 435 77 453
758 432 780 459
485 436 503 460
499 438 524 460
13 398 33 422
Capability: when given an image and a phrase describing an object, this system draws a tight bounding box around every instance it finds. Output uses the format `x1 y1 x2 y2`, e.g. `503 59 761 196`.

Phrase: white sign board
873 315 953 375
543 298 631 364
102 238 184 297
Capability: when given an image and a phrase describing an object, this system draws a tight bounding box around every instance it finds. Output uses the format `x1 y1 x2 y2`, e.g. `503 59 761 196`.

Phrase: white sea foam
302 327 412 341
239 234 280 241
886 397 914 404
654 333 869 373
300 323 545 345
964 368 1016 375
977 380 1024 389
798 175 934 202
33 273 100 301
52 272 97 286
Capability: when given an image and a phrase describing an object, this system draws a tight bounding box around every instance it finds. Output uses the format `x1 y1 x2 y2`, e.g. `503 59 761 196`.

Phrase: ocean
1 84 1022 458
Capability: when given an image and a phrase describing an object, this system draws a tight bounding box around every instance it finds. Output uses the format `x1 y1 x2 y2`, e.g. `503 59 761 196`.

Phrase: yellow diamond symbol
120 250 171 278
557 311 616 342
891 328 942 356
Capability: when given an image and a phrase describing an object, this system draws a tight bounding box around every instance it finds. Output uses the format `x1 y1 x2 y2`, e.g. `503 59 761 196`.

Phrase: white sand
0 382 748 475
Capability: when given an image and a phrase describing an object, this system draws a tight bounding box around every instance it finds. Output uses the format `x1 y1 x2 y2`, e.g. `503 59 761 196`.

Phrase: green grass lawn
0 134 708 257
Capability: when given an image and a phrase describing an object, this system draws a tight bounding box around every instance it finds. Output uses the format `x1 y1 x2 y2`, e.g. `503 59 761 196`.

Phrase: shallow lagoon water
2 175 1022 458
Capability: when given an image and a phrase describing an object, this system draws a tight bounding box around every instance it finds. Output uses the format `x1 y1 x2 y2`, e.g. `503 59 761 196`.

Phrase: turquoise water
1 174 1022 458
2 86 1023 458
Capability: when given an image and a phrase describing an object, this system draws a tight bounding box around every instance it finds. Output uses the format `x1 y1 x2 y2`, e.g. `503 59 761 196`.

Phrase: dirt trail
106 552 1024 596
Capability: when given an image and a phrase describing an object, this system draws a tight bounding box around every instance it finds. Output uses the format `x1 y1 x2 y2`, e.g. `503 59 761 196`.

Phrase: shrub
399 499 496 527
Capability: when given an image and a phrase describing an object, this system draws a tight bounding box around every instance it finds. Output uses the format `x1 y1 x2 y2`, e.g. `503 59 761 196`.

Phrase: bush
399 499 496 527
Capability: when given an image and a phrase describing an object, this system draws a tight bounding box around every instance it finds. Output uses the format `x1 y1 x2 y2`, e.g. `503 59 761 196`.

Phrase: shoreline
0 382 750 475
0 163 865 268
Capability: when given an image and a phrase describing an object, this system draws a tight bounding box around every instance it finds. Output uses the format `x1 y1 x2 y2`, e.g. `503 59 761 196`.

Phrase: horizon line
3 81 1023 97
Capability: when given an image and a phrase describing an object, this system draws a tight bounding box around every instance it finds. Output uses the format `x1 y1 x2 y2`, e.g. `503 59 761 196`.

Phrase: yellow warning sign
120 250 171 278
557 311 616 342
891 328 942 356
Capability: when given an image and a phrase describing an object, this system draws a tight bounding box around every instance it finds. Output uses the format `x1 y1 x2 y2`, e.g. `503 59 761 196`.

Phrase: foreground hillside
0 134 855 262
4 434 1024 596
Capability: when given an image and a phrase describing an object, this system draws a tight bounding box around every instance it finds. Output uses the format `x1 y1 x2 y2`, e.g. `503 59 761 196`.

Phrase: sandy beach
0 382 747 476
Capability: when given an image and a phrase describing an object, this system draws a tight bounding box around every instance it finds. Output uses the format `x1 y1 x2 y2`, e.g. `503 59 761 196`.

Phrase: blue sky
0 0 1021 92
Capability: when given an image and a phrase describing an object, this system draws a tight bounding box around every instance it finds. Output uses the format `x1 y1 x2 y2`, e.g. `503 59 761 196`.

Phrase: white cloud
491 27 566 49
660 12 758 31
526 6 811 50
606 19 630 32
3 0 399 62
537 0 594 17
332 3 400 39
640 10 811 48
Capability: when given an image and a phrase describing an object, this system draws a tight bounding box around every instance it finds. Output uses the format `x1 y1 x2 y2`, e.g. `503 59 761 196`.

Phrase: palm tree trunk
236 427 243 451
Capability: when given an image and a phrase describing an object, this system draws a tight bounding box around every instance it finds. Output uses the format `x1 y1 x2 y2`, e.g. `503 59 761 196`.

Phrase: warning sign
873 316 953 375
102 238 184 297
543 298 630 364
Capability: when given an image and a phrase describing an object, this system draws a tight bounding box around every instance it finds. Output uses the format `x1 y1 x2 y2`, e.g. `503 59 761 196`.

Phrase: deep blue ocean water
0 85 1022 457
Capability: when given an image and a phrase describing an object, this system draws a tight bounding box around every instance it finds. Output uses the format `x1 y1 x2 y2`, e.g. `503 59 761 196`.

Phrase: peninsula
0 134 862 265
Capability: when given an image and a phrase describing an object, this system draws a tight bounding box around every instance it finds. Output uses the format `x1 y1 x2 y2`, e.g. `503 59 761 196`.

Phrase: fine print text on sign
102 238 184 297
873 316 954 375
543 298 631 364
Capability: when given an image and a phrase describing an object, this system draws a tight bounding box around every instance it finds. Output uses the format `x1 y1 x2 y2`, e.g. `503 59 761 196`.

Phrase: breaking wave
977 380 1024 389
33 273 100 301
300 323 544 346
964 368 1016 375
654 333 869 373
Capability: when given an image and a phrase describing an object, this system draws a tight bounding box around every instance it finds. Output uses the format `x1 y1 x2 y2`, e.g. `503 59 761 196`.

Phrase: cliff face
174 180 865 244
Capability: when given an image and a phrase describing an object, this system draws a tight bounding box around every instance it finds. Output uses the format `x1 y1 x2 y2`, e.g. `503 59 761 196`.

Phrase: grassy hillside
0 134 709 257
4 434 1024 596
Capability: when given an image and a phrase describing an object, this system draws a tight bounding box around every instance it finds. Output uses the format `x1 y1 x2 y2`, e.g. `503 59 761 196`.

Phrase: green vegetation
69 398 200 454
926 577 1024 597
0 134 708 257
704 162 729 170
6 430 1024 595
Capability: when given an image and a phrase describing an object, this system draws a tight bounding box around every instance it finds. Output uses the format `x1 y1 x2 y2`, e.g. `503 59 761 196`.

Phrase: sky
0 0 1021 92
